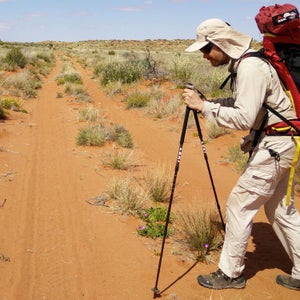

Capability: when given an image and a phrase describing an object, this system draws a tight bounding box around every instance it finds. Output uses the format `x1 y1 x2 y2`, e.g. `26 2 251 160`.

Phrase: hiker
182 18 300 291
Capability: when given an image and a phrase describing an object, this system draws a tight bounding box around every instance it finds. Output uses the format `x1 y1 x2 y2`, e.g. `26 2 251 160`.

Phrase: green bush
0 97 21 111
102 150 133 170
76 125 107 146
56 73 82 85
99 61 143 86
3 47 26 69
170 54 193 83
205 118 228 140
137 206 174 239
225 144 248 172
176 207 223 261
109 124 134 148
125 92 151 109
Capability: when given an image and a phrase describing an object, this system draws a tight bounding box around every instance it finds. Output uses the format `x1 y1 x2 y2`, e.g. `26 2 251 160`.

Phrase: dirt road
0 53 299 300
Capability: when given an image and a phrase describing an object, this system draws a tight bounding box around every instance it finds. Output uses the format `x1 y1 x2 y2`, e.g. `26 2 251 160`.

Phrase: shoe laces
212 269 231 281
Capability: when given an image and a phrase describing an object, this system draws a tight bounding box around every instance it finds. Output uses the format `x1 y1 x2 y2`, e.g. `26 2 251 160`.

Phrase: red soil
0 53 299 300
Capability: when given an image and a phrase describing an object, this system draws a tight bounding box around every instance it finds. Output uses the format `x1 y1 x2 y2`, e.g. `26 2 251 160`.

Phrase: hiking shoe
197 269 246 290
276 274 300 291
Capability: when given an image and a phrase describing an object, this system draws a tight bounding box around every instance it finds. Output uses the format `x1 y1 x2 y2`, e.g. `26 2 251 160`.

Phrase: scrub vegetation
0 39 277 263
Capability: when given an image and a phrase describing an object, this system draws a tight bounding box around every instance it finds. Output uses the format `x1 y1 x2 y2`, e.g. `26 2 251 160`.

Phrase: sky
0 0 297 43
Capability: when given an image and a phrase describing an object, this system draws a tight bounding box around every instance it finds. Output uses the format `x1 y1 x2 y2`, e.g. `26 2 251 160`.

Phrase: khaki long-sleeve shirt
202 51 296 131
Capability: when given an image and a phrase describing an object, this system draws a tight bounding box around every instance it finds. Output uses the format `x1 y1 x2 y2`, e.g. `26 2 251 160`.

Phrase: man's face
200 43 230 66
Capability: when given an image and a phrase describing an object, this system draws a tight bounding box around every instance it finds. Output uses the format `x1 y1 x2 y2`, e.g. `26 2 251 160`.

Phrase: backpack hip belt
265 119 300 136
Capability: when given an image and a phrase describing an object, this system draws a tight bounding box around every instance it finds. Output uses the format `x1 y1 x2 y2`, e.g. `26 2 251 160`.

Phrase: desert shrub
143 164 171 203
147 94 182 119
102 149 134 170
56 72 82 85
76 122 134 148
170 54 193 83
74 93 93 103
76 124 107 146
26 50 55 76
37 52 53 63
3 47 26 69
1 69 40 98
109 124 134 148
205 118 228 140
0 97 21 111
98 61 143 86
225 144 248 172
176 207 223 261
125 92 151 109
78 106 99 122
108 177 145 215
0 97 27 118
103 81 125 96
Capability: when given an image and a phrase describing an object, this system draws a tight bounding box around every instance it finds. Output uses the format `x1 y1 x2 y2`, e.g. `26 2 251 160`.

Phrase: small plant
76 124 107 146
125 92 151 109
109 124 134 148
102 149 134 170
137 206 174 239
143 164 171 203
176 206 223 262
2 69 41 99
0 97 21 111
78 106 99 122
205 118 228 140
147 95 182 119
225 144 248 172
108 177 145 215
56 72 82 85
56 92 63 98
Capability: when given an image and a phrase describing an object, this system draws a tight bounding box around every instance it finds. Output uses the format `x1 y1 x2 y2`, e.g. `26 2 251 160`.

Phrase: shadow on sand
245 222 292 279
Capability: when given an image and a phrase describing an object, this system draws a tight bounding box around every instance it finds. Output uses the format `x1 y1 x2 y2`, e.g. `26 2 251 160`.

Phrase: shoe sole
276 276 300 291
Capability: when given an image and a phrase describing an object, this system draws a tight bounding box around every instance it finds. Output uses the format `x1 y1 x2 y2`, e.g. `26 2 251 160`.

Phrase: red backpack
255 3 300 117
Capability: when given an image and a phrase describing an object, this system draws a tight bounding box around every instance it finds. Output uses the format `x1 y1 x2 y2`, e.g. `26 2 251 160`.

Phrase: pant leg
219 137 293 278
218 186 269 278
264 174 300 280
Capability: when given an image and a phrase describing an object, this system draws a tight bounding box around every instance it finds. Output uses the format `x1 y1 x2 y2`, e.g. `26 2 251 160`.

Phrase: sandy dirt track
0 53 299 300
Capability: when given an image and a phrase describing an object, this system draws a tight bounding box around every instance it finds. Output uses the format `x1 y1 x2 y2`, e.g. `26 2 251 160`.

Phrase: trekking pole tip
152 287 161 298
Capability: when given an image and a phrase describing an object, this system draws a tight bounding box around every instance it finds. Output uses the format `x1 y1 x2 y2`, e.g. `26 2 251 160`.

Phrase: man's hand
182 88 204 112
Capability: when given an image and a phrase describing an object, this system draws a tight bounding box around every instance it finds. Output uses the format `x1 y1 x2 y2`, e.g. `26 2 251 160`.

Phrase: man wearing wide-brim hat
183 18 300 291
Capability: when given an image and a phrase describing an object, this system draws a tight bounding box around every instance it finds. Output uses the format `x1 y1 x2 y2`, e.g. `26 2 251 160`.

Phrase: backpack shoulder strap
219 50 264 90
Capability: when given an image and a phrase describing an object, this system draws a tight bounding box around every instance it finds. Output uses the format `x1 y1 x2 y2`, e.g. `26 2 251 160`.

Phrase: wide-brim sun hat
185 18 252 59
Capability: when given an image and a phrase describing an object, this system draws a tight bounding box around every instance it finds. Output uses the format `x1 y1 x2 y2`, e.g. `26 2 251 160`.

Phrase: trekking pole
152 106 191 299
185 82 226 231
192 109 225 231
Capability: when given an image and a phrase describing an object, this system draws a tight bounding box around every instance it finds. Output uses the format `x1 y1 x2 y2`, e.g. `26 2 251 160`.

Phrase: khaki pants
219 136 300 279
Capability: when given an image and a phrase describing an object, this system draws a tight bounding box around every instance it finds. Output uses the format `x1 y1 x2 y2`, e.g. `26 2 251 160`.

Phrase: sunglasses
200 43 213 54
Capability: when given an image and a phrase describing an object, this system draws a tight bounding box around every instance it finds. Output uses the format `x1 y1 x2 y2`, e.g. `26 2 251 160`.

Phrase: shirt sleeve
201 57 270 130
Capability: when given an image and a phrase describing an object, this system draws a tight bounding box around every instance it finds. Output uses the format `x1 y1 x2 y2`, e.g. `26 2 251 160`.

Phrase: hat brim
185 41 209 52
